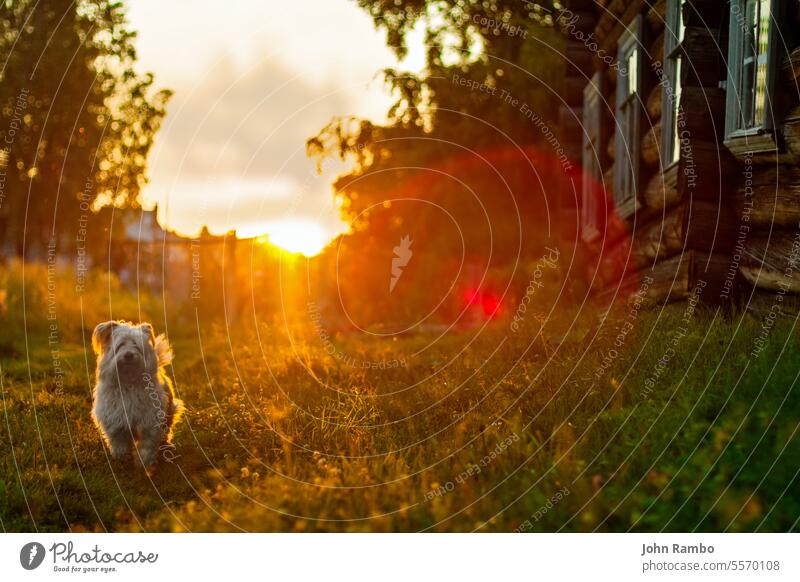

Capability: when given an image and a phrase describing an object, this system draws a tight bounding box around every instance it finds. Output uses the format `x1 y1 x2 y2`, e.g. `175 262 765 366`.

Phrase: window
661 0 685 168
614 15 644 217
725 0 781 149
581 73 603 242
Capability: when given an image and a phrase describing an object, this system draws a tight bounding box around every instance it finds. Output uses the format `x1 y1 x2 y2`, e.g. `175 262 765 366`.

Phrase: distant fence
115 235 253 320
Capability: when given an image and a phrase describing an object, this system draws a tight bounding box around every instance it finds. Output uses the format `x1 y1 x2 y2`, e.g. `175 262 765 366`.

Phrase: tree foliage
0 0 170 259
308 0 566 326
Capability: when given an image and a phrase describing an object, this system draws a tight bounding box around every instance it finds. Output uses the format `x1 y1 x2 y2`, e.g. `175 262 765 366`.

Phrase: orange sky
127 0 425 253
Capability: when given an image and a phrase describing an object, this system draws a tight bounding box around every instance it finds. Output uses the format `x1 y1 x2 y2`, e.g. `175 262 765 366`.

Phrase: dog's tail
154 334 174 367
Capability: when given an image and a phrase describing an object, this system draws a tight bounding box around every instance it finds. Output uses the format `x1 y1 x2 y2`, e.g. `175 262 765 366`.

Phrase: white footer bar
1 533 796 581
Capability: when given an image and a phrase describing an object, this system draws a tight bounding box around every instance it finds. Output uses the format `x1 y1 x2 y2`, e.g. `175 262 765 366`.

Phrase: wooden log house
557 0 800 305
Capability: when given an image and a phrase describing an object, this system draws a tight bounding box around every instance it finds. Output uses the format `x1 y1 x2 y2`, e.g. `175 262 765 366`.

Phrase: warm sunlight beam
260 220 328 256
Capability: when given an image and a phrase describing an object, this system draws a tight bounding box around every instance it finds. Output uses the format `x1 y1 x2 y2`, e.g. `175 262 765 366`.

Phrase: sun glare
262 220 328 256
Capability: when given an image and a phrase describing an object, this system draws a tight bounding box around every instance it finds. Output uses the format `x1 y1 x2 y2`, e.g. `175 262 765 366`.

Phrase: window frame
724 0 783 151
581 72 603 242
661 0 684 170
613 14 644 219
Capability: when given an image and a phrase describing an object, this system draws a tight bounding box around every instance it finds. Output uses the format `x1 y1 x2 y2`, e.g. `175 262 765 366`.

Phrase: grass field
1 267 800 532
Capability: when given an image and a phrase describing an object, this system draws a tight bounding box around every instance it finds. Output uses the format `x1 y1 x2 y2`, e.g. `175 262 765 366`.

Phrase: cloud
127 0 419 243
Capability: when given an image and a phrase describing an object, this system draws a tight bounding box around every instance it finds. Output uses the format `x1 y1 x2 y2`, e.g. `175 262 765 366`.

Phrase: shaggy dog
91 321 183 470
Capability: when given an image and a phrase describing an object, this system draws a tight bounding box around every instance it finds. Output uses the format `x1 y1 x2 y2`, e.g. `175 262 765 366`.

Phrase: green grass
1 301 799 532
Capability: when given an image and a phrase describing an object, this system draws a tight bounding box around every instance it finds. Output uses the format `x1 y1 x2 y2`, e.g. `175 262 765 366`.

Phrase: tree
307 0 566 326
0 0 170 260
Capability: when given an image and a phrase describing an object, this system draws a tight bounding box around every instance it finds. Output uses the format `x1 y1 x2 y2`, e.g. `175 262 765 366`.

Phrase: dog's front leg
107 427 134 460
136 425 163 470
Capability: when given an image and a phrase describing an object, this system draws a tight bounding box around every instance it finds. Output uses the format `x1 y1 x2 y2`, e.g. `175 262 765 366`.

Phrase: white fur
91 321 183 470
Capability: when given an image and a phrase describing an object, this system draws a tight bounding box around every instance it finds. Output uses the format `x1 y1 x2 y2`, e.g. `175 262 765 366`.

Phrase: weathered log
606 132 615 160
783 105 800 160
633 200 737 266
747 165 800 187
646 0 667 32
597 251 734 305
781 46 800 84
634 207 684 266
608 0 626 17
649 30 665 65
745 290 800 317
681 27 723 88
678 86 725 140
677 139 737 200
643 252 694 302
559 105 583 147
595 0 628 39
646 84 662 120
641 120 662 167
735 166 800 227
607 63 617 85
589 199 736 290
605 87 616 112
564 76 587 106
740 232 800 293
603 166 615 201
559 10 596 36
597 0 647 51
564 40 595 76
644 165 679 210
588 236 635 291
738 185 800 226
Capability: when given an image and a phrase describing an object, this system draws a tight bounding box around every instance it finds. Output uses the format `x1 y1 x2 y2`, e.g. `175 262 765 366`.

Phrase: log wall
562 1 800 305
582 1 740 305
732 4 800 296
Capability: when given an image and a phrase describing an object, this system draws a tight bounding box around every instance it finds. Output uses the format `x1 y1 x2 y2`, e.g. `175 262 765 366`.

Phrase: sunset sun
261 220 329 256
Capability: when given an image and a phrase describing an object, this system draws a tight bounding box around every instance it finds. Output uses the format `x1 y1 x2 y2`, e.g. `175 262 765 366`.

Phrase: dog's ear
92 321 118 354
139 323 156 343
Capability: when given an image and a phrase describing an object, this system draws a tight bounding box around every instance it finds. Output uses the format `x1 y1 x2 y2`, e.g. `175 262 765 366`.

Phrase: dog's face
92 321 157 379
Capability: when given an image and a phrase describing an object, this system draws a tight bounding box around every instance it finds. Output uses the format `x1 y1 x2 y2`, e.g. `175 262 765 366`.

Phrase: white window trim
581 72 603 242
660 0 684 170
724 0 783 153
614 14 644 219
